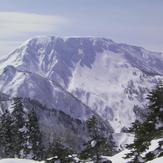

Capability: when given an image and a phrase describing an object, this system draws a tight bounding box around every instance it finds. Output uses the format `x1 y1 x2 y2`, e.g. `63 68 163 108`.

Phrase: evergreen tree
12 98 25 128
144 83 163 161
0 110 15 157
80 115 113 162
124 83 163 162
11 97 27 157
46 138 74 163
0 98 44 160
124 120 148 163
25 109 43 160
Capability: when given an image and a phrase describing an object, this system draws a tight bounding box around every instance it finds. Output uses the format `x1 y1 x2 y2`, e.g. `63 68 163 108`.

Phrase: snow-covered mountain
0 36 163 138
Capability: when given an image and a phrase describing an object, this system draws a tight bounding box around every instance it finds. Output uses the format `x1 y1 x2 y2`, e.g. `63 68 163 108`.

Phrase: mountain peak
17 36 115 54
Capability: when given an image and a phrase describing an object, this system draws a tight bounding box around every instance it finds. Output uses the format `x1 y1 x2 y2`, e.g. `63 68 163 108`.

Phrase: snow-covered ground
147 157 163 163
102 150 163 163
103 139 162 163
0 139 162 163
0 159 43 163
0 157 162 163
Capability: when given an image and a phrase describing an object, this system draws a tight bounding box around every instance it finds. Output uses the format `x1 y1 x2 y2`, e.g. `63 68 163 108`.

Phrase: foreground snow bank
0 159 42 163
104 153 163 163
102 138 163 163
147 157 163 163
102 149 129 163
0 157 163 163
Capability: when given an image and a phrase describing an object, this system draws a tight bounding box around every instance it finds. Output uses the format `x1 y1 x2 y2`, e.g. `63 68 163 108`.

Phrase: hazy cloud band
0 12 69 38
0 12 69 55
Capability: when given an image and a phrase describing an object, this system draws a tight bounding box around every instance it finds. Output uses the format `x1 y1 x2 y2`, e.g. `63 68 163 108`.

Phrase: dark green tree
11 97 27 157
0 98 44 160
124 120 148 163
144 83 163 161
25 109 43 160
124 83 163 162
0 110 15 157
80 115 113 163
12 98 25 128
46 138 74 163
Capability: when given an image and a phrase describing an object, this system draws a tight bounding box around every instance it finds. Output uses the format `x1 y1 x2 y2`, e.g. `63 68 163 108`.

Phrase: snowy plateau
0 36 163 155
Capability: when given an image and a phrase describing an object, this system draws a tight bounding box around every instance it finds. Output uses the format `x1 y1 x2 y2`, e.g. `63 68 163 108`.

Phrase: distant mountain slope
0 36 163 136
0 94 113 152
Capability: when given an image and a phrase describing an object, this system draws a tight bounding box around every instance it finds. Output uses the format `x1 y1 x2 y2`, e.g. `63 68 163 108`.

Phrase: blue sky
0 0 163 55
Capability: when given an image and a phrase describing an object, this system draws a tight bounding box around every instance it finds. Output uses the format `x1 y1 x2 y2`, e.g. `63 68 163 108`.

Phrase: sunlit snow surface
0 157 163 163
0 159 43 163
147 157 163 163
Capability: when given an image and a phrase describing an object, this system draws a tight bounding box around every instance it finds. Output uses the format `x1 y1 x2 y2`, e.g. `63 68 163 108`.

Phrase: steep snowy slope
68 50 162 132
0 65 93 121
0 36 163 135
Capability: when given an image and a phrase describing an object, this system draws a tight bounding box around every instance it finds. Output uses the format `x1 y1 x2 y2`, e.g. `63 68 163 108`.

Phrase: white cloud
0 12 69 55
0 12 69 38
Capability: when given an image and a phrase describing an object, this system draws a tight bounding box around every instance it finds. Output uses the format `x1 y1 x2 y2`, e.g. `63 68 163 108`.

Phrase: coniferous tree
46 138 74 163
144 83 163 161
0 98 44 160
124 83 163 162
0 110 15 157
80 115 113 162
11 97 27 157
124 120 147 163
25 109 43 160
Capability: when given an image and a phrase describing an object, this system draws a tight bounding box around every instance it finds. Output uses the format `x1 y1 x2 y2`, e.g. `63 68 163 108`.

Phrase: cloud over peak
0 11 69 55
0 12 69 38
